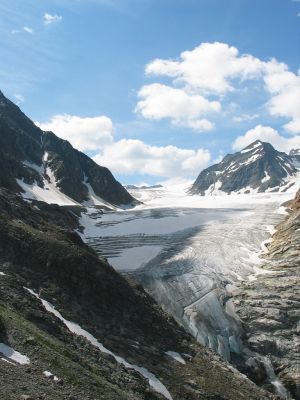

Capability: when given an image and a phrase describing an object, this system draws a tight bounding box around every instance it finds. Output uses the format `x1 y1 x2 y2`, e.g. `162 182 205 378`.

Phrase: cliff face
0 187 274 400
233 192 300 399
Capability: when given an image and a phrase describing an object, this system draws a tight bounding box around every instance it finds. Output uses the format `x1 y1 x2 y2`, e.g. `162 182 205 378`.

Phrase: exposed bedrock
233 192 300 399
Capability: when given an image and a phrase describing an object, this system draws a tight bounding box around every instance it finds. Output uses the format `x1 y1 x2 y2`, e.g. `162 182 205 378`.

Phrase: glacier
79 184 297 362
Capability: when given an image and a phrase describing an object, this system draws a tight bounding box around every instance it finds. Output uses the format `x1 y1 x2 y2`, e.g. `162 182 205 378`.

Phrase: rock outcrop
233 193 300 399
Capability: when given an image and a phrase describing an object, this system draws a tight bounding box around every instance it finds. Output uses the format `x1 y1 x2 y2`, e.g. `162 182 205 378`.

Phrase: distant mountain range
0 90 136 208
125 184 163 190
190 140 299 196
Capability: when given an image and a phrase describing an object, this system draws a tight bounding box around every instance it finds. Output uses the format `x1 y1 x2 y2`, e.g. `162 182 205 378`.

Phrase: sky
0 0 300 185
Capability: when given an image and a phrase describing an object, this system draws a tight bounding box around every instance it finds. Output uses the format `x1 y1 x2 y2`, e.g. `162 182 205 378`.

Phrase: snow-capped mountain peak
190 141 298 196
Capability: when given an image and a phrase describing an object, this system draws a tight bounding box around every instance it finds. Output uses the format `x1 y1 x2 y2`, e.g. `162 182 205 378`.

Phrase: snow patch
43 370 59 381
240 142 262 154
25 288 173 400
165 351 186 365
17 157 80 206
262 171 271 183
43 152 49 162
276 206 289 215
23 160 44 174
0 343 30 365
17 173 79 206
83 175 115 209
1 357 15 365
204 180 227 196
0 272 6 276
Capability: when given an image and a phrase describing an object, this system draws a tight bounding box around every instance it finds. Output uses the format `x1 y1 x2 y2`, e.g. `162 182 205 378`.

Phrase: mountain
125 184 163 190
0 187 273 400
190 140 298 195
0 90 136 208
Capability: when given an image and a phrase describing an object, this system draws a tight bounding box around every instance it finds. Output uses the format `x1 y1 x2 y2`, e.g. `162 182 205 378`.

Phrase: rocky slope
289 149 300 168
233 190 300 399
0 90 136 207
190 141 297 195
0 187 274 400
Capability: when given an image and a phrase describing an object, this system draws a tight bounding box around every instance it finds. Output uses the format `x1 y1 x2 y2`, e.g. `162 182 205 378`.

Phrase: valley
0 89 299 400
80 185 299 398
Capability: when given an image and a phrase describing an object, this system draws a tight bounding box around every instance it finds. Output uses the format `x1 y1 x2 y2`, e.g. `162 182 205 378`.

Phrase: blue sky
1 0 300 185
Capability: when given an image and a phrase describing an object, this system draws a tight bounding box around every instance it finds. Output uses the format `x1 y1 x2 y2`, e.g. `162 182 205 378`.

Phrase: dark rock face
0 90 136 206
0 187 274 400
233 194 300 399
42 131 135 205
289 149 300 168
0 91 44 192
190 141 297 195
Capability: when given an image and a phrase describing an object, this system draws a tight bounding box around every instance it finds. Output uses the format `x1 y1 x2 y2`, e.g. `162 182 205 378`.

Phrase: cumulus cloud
263 59 300 134
93 139 211 178
135 83 220 132
232 125 300 153
145 42 263 94
36 114 114 151
139 41 300 135
43 13 63 25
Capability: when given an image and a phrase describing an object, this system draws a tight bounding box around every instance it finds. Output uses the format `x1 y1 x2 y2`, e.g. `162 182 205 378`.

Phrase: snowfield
79 182 299 360
0 343 30 365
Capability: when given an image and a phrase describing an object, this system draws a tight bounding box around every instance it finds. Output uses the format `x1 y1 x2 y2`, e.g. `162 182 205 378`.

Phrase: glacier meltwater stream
79 187 295 399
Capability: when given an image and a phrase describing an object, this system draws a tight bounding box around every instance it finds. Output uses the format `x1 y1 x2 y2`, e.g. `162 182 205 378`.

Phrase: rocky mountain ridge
190 140 298 196
0 90 136 208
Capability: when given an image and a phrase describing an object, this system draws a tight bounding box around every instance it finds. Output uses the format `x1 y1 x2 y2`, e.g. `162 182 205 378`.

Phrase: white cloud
232 113 259 123
175 118 215 131
135 83 220 132
23 26 34 34
140 42 300 135
146 42 263 94
43 13 63 25
36 114 114 151
93 139 211 178
263 59 300 134
232 125 300 153
14 93 25 104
